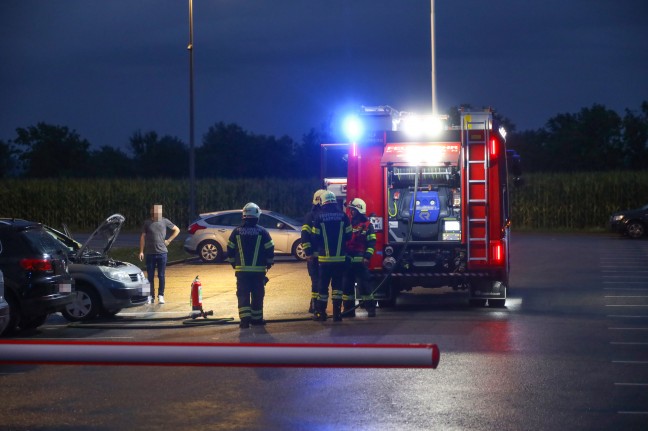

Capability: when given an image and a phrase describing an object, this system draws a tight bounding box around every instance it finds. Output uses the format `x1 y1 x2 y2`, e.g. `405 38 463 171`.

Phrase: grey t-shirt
142 218 176 254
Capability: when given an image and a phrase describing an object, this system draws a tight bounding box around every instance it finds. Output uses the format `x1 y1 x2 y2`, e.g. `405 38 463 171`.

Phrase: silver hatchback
184 210 307 263
46 214 150 321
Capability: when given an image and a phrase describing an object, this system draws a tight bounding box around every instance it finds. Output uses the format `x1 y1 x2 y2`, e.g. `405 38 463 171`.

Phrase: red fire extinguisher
190 275 213 319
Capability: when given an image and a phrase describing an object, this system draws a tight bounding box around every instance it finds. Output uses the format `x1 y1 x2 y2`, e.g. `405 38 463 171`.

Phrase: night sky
1 0 647 152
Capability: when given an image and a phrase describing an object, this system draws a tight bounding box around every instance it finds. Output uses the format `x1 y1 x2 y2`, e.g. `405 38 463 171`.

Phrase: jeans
145 253 168 297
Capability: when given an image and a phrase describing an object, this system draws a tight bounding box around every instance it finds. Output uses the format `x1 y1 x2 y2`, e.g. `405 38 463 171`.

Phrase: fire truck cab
322 106 516 307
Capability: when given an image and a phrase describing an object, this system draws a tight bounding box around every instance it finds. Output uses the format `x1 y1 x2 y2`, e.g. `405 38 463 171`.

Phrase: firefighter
301 189 327 313
343 198 377 317
309 191 352 322
226 203 275 329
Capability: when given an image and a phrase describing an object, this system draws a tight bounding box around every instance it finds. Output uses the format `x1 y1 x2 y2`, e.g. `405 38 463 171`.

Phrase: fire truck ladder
462 113 492 264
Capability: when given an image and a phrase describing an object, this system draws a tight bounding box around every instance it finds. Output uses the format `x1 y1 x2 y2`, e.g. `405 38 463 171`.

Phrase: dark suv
0 218 75 335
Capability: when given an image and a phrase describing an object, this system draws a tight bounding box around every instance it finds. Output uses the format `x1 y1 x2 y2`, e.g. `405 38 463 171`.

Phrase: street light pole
188 0 196 222
430 0 437 117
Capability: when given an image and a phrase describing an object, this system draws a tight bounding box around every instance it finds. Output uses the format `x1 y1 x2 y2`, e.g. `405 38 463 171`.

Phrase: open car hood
77 214 125 259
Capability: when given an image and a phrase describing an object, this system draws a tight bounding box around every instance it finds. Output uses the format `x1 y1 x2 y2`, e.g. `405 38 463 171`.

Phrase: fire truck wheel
292 240 307 261
198 240 223 263
489 299 506 308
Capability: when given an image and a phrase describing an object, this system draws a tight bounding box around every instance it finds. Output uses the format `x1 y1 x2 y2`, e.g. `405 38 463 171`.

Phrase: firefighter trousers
316 262 345 313
235 272 265 323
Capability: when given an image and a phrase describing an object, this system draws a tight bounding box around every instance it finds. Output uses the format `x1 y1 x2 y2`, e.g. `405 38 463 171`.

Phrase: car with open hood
45 214 150 321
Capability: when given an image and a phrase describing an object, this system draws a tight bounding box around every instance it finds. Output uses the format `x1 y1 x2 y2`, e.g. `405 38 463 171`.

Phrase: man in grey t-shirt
139 204 180 304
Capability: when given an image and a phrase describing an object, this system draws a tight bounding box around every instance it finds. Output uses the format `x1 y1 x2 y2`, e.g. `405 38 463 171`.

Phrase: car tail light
20 258 54 272
187 223 206 235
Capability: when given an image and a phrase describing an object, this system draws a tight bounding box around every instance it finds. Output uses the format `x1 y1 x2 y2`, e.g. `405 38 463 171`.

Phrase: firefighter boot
312 300 327 322
239 317 251 329
343 300 356 318
308 298 316 314
366 300 377 318
332 300 343 322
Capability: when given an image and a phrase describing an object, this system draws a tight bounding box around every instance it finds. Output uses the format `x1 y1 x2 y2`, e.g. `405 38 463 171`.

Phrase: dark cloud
1 0 647 151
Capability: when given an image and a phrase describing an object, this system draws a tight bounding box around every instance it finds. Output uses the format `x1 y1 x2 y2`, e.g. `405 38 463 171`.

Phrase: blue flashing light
343 115 363 142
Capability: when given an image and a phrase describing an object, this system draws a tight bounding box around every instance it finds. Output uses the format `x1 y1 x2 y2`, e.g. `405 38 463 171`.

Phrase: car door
258 214 290 254
205 212 242 249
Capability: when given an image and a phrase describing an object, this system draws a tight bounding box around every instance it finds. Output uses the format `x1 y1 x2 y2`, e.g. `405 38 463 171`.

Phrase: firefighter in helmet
226 203 275 329
343 198 377 317
309 191 352 321
301 189 327 313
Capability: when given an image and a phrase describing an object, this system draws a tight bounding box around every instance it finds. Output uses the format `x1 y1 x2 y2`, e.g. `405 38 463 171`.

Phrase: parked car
0 218 75 335
184 210 307 263
0 270 9 335
44 214 150 321
609 204 648 239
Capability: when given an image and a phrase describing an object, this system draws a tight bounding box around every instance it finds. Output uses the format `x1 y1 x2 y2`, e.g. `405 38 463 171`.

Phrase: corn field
0 178 321 231
1 172 646 231
509 171 648 230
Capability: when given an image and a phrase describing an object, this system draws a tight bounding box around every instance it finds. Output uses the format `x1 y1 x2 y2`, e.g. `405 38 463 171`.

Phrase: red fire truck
321 106 521 307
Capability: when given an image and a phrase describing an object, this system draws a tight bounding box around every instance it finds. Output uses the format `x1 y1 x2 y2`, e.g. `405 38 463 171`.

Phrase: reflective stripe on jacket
227 223 274 272
311 203 352 263
346 216 376 262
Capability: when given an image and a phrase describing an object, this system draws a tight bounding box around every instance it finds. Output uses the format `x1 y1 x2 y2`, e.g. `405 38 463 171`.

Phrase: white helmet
321 191 336 204
312 189 327 205
242 202 261 219
348 198 367 215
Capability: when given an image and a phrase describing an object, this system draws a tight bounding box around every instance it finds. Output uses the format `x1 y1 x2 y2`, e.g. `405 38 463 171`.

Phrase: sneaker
146 296 153 304
158 295 165 304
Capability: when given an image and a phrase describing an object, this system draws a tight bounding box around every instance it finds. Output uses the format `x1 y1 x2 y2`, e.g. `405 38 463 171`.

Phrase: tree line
1 101 646 178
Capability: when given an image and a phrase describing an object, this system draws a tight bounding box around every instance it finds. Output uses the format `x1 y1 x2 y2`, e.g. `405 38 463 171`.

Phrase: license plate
59 283 72 293
141 281 150 295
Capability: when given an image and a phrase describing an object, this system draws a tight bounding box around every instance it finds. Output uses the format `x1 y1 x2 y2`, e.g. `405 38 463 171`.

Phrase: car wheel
62 286 101 321
626 221 645 239
19 313 48 330
198 240 223 263
1 293 20 335
292 240 307 261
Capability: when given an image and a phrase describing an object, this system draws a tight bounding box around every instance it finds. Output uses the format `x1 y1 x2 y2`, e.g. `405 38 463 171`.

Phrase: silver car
46 214 150 321
0 270 9 335
184 210 307 263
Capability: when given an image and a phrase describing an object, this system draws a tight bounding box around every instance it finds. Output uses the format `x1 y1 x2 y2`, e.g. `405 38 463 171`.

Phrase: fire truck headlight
343 115 363 142
384 246 394 256
383 257 397 270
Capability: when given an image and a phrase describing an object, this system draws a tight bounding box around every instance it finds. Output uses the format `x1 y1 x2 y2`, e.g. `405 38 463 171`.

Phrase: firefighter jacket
311 203 352 263
226 220 274 273
346 214 377 263
301 204 321 258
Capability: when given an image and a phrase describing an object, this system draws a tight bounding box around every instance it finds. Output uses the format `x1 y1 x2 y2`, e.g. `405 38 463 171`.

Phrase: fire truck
321 106 521 307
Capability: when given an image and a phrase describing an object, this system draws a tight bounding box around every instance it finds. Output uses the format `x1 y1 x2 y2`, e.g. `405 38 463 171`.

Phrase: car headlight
100 267 132 283
612 215 624 221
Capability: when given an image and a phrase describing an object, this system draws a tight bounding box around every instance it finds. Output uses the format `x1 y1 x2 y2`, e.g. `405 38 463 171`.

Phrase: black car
0 218 75 335
609 204 648 239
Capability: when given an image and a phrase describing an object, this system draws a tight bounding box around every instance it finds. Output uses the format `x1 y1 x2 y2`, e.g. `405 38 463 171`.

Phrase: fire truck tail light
490 138 498 158
492 242 504 263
